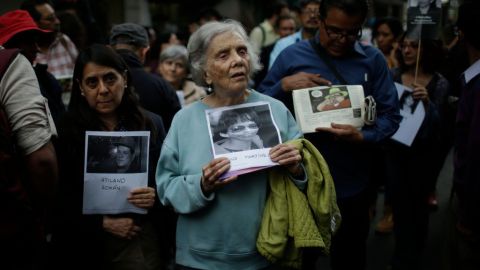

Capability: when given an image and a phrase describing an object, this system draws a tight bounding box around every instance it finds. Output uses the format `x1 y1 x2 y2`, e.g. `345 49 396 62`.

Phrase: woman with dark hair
52 44 174 269
372 17 404 68
387 34 450 270
213 108 264 154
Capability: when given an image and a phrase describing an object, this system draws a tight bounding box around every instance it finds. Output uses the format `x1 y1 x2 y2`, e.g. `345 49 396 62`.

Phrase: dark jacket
34 64 66 126
117 49 181 131
51 110 175 268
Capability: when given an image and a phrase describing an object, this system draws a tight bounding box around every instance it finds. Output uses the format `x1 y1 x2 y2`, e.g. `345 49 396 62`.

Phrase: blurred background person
268 0 321 69
372 17 404 69
253 14 296 88
109 23 181 131
157 44 206 107
387 33 450 270
21 0 78 80
249 0 290 54
0 9 65 125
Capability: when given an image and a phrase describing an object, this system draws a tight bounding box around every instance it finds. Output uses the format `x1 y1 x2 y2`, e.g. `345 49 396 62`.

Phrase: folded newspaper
292 85 365 133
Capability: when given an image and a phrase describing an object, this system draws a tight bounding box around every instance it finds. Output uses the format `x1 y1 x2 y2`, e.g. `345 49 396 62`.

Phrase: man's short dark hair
457 1 480 51
319 0 369 21
299 0 321 10
20 0 53 21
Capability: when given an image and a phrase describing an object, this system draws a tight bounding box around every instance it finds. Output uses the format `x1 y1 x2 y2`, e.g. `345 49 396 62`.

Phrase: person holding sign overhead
387 32 450 270
155 20 308 270
51 44 175 269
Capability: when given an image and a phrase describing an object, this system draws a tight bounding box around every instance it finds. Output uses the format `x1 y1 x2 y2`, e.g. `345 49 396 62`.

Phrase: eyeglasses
399 41 419 50
322 20 362 41
229 123 258 133
302 8 320 17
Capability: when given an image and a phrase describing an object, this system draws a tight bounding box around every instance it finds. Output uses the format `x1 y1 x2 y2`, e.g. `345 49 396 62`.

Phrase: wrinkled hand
281 72 332 92
316 123 363 142
270 143 303 177
128 187 155 209
411 83 429 104
201 157 237 195
103 216 141 239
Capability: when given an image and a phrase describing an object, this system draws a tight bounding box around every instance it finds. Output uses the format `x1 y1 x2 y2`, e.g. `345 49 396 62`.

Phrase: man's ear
139 46 150 63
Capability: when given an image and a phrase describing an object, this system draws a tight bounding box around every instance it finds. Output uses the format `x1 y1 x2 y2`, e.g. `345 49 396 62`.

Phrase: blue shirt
268 30 303 69
259 36 400 198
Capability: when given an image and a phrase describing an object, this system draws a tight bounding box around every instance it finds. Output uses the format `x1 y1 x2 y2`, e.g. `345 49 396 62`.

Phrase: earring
124 84 128 89
207 84 212 93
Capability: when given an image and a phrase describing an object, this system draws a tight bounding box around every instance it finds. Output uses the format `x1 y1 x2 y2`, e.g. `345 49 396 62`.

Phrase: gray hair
159 45 189 67
187 19 261 87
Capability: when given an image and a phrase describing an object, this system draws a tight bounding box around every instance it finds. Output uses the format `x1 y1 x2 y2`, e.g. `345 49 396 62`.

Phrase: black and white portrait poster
407 0 442 39
391 83 426 146
205 101 282 178
83 131 150 214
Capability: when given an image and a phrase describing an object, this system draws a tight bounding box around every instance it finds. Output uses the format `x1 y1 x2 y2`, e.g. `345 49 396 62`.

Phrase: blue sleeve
156 127 214 214
361 55 401 142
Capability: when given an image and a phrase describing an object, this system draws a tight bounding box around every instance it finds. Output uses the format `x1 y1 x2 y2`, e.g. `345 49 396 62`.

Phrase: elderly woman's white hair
187 19 262 87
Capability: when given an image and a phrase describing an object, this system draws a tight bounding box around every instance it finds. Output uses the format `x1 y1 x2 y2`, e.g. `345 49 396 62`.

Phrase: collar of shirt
463 58 480 84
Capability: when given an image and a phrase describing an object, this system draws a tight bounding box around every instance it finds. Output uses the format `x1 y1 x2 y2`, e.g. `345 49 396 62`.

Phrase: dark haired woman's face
400 38 420 66
80 62 126 117
116 145 133 169
375 23 395 54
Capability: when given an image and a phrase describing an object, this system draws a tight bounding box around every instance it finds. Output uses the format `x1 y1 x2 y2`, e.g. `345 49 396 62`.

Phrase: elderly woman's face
80 62 125 117
204 32 250 94
158 58 187 88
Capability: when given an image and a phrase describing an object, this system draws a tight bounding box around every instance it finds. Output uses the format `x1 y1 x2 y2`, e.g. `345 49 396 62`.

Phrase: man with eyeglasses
20 0 78 80
259 0 400 269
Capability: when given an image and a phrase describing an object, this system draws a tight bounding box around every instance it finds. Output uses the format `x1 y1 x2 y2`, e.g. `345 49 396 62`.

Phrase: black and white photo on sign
391 83 426 147
205 102 281 177
86 134 149 174
83 131 150 215
407 0 442 39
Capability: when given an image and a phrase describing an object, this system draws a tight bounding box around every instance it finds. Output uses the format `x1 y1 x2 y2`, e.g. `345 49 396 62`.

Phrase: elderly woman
52 44 175 269
156 20 305 269
157 45 206 106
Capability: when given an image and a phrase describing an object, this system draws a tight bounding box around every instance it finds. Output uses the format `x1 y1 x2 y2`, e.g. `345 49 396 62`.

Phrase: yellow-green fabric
256 138 341 269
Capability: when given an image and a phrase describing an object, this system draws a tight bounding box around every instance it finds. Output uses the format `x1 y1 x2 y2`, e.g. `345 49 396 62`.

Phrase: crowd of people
0 0 479 270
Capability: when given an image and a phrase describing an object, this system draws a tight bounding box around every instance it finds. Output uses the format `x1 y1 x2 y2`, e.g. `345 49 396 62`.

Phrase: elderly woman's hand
102 216 141 239
128 187 156 209
270 143 303 177
201 157 238 195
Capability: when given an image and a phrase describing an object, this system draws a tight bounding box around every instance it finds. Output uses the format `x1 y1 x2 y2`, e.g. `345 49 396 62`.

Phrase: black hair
396 34 446 74
457 1 480 51
319 0 368 21
299 0 321 10
215 108 261 134
68 44 147 131
372 17 404 40
274 14 295 29
20 0 53 21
